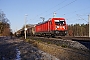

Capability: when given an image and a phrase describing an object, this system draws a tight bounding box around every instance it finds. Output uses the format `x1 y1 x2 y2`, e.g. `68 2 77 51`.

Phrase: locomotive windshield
55 20 65 25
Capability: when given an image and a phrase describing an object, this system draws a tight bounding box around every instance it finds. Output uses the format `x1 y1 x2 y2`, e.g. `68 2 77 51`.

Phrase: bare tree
0 10 11 36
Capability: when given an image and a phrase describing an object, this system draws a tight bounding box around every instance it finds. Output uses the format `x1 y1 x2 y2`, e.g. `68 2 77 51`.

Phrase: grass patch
47 41 51 44
61 44 67 48
25 39 30 42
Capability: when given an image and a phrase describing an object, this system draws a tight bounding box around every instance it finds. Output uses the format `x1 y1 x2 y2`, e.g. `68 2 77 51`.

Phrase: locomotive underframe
53 30 67 36
35 30 67 37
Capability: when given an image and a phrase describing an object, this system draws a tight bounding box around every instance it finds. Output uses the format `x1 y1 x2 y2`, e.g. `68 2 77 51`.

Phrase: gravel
0 37 59 60
62 39 89 50
0 36 90 60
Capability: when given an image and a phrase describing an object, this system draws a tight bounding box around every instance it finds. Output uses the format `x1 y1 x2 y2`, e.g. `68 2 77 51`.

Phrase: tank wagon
35 18 67 37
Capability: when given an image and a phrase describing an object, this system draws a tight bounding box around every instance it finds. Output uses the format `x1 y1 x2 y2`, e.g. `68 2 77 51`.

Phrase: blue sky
0 0 90 33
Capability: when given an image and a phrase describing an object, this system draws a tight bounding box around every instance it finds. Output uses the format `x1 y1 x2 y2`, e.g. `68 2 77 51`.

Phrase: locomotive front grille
54 30 67 36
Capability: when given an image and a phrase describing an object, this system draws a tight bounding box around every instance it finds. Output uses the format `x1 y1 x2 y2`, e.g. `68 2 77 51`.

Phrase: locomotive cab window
54 20 65 25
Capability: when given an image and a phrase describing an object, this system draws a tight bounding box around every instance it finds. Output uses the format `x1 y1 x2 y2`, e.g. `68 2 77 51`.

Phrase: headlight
63 26 65 29
56 26 59 28
55 31 59 33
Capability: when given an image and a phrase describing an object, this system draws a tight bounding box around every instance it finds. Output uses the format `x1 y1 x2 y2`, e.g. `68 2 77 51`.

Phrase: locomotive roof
36 17 65 25
36 18 51 25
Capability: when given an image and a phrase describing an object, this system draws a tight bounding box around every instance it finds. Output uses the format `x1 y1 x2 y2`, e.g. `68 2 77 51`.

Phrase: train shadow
72 39 90 50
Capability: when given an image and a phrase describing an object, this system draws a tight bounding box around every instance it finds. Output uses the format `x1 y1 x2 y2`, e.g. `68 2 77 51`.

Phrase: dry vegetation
25 38 90 60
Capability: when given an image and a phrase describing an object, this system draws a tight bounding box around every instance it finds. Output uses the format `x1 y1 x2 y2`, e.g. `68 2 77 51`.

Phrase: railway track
29 36 90 50
56 36 90 42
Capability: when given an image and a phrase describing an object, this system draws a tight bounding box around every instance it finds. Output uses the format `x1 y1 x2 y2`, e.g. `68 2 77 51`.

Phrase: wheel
51 34 55 38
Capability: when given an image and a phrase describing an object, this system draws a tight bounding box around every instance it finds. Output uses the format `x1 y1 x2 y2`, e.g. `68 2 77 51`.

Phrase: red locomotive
35 18 67 37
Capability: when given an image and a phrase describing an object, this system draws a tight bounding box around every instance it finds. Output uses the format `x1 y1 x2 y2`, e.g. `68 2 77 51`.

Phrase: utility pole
53 12 56 17
40 17 45 22
25 14 28 39
88 14 90 37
